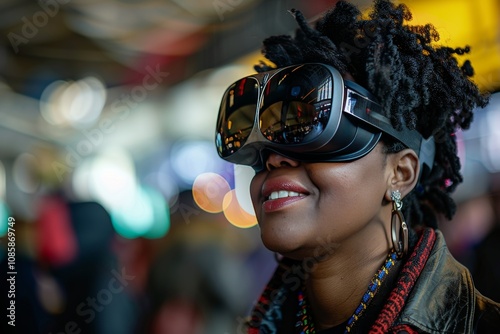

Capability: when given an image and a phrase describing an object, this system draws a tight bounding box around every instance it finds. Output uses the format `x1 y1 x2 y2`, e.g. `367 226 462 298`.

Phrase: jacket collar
397 230 475 333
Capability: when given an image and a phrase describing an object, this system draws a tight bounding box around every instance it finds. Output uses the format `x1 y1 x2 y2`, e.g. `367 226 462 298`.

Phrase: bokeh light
222 189 257 229
192 172 231 213
191 167 258 228
0 160 5 199
142 187 170 239
40 80 68 126
233 164 255 215
40 77 106 128
71 149 170 239
87 149 137 209
0 201 10 237
170 140 220 186
482 93 500 173
0 160 9 237
13 153 40 194
111 186 170 239
72 158 94 201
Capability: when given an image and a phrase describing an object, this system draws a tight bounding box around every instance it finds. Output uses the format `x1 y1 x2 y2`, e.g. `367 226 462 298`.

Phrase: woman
215 0 500 332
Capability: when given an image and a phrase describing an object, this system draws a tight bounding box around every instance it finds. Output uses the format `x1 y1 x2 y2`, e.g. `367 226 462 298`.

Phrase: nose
265 152 300 171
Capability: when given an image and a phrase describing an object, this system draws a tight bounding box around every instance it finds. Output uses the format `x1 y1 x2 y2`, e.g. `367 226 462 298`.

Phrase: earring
391 190 408 258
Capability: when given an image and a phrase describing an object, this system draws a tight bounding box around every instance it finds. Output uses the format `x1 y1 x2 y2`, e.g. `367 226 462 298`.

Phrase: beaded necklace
295 251 397 333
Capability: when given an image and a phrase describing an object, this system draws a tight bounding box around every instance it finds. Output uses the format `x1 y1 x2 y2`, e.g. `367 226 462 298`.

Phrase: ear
384 149 420 201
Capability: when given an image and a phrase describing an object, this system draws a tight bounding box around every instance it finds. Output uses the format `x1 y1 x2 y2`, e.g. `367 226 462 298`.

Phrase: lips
261 179 309 212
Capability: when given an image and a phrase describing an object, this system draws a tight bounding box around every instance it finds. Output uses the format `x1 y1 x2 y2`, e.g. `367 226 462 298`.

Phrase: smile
267 190 303 200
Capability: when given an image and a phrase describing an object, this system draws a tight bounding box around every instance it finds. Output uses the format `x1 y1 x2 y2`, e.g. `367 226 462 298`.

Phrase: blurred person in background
140 191 256 334
0 152 139 334
214 0 500 332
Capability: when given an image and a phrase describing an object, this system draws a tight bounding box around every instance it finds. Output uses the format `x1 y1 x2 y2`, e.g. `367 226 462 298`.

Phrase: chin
259 224 340 263
260 231 315 261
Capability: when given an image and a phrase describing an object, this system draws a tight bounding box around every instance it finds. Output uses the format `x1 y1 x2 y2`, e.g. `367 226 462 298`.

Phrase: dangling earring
391 190 408 258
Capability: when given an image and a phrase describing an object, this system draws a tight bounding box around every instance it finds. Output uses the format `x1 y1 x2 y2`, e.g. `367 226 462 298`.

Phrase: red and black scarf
247 228 437 334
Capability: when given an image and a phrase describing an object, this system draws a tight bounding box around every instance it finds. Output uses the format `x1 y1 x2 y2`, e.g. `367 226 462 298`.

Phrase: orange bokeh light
222 189 258 228
192 173 231 213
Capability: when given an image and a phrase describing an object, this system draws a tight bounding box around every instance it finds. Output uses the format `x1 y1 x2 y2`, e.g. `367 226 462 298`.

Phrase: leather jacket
395 230 500 333
246 229 500 333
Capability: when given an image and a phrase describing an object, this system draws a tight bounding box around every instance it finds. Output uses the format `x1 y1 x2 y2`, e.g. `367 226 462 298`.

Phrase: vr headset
215 63 435 176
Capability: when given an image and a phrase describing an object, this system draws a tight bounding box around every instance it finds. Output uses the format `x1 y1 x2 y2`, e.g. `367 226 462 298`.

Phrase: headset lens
216 77 259 158
216 64 337 159
259 64 334 145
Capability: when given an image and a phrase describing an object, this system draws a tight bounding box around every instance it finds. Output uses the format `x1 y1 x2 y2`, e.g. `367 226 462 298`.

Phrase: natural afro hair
255 0 489 229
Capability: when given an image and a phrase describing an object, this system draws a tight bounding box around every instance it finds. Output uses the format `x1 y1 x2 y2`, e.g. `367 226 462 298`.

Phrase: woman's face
250 143 394 259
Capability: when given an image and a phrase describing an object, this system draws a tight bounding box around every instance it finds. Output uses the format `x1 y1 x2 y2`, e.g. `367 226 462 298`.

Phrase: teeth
268 190 301 200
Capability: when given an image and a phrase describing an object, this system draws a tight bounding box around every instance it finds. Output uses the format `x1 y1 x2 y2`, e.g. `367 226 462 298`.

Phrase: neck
304 227 392 330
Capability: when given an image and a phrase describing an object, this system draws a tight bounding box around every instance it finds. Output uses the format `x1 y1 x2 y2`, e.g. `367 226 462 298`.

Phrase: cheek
314 168 356 210
311 164 387 219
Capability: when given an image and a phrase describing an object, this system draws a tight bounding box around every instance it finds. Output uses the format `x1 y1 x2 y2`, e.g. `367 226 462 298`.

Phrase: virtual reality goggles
215 63 435 175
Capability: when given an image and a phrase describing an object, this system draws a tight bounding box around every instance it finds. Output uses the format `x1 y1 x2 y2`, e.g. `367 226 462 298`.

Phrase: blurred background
0 0 499 333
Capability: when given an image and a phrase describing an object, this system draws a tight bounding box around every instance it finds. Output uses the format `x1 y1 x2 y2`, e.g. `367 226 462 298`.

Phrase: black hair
255 0 489 229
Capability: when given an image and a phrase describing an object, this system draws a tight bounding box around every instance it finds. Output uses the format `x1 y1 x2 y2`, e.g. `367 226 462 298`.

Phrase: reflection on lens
259 65 333 144
260 101 326 144
216 77 259 157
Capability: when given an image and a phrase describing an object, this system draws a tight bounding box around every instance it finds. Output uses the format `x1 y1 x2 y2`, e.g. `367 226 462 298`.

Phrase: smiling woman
214 0 500 333
250 143 392 260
